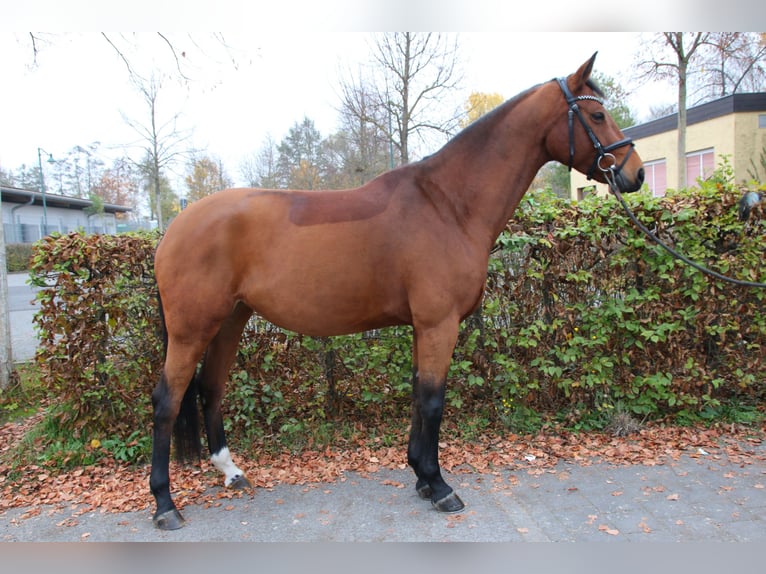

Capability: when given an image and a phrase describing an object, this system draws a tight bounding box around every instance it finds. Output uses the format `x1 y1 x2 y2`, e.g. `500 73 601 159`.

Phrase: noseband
556 78 635 185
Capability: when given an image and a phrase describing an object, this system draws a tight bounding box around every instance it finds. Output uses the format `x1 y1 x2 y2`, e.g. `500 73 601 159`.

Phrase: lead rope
605 169 766 289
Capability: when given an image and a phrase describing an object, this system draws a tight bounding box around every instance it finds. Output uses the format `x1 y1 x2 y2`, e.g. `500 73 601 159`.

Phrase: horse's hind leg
198 302 253 489
150 341 206 530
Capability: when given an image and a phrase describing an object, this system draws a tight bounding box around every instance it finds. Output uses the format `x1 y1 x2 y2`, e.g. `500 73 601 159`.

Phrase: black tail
173 371 202 463
157 290 169 355
157 290 202 463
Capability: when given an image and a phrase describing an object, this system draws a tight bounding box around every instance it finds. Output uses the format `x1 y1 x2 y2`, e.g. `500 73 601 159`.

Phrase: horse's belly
239 256 410 337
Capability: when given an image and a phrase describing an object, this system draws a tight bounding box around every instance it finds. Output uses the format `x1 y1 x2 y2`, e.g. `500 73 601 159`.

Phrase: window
686 148 715 186
759 114 766 129
643 159 667 197
576 185 596 201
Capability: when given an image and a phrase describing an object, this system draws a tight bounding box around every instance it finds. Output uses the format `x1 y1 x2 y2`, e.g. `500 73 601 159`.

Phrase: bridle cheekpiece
556 77 635 187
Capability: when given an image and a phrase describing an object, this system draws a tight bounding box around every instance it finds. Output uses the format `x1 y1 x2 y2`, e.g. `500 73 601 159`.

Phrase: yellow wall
569 110 765 199
735 112 766 181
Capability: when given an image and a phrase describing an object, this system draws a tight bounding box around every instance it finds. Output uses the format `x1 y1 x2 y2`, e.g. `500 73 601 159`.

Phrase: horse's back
155 185 416 336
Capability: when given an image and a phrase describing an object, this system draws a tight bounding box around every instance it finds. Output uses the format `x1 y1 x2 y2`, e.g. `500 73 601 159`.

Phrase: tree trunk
677 58 688 190
153 144 163 232
400 33 411 165
0 213 14 389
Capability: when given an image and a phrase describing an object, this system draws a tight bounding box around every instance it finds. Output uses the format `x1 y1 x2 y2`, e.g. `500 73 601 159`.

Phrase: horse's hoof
229 475 252 490
416 481 433 500
153 508 185 530
432 491 465 513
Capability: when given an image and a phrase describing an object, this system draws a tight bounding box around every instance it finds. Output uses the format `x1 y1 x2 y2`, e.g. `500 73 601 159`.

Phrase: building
571 92 766 200
1 185 133 244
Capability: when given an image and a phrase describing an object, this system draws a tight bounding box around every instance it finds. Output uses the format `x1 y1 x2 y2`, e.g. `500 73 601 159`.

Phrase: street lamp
37 147 55 233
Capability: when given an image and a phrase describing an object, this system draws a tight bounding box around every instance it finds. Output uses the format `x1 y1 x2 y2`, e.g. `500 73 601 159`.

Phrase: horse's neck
421 92 552 250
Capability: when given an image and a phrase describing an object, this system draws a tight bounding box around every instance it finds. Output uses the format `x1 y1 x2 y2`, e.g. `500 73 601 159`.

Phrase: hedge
5 243 34 272
27 173 766 453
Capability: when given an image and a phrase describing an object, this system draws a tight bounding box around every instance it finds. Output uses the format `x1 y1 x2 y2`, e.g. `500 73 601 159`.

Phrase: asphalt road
2 446 766 542
5 272 40 362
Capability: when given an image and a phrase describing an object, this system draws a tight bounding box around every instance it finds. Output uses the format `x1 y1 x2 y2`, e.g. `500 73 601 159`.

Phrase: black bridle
555 78 766 289
556 77 635 184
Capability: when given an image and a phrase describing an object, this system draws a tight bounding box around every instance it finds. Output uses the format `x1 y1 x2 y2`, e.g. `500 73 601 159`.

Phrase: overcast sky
2 0 754 188
2 31 680 187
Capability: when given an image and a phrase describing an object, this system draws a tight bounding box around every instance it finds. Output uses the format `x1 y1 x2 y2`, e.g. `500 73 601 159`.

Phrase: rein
556 77 766 289
607 175 766 289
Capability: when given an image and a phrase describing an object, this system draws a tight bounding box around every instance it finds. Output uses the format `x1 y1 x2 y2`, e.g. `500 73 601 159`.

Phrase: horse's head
546 53 644 194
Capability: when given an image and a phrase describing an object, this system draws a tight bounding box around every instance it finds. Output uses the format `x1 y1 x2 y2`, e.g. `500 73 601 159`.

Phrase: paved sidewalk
2 447 765 542
6 272 39 362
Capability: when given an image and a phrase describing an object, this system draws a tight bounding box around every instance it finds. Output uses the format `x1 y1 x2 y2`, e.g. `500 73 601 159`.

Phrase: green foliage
591 71 636 129
0 363 45 424
19 166 766 468
4 243 34 272
100 431 153 463
490 174 765 427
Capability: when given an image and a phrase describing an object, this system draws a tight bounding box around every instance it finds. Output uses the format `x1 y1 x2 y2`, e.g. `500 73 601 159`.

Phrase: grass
0 363 46 425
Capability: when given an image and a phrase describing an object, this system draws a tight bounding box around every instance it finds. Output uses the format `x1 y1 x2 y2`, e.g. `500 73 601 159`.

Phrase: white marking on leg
210 447 245 487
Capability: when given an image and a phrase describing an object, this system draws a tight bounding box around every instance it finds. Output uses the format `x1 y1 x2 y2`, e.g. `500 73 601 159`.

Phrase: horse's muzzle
616 166 644 193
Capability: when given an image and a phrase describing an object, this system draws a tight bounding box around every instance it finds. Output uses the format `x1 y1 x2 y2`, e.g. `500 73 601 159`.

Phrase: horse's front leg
408 321 465 513
200 302 253 490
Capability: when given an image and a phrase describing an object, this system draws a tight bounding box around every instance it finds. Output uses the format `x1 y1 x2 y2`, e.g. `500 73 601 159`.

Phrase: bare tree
22 33 240 84
636 32 709 190
646 102 677 121
101 32 242 85
122 72 193 231
91 157 142 217
240 134 280 189
337 83 392 181
339 33 463 166
697 32 766 97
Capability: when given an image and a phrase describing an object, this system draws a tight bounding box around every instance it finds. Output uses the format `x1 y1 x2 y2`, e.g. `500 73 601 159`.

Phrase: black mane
586 78 605 98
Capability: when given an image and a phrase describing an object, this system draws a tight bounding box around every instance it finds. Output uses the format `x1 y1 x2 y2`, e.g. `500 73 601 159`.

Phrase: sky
2 4 754 185
1 31 682 189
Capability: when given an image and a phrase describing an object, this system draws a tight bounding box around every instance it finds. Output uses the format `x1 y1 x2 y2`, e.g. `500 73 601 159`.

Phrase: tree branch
101 33 140 81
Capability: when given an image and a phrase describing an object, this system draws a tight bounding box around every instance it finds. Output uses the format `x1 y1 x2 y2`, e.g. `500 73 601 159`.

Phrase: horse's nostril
637 167 645 184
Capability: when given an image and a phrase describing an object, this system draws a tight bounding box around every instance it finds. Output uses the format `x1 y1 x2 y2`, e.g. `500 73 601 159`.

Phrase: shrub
25 170 766 463
483 177 765 423
5 243 34 272
29 231 163 446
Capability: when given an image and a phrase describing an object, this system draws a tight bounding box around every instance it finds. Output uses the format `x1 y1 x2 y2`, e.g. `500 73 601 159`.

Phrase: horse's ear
570 52 598 91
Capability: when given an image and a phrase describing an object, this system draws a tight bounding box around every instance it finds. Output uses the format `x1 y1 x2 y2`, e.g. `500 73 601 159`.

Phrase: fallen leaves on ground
598 524 620 536
1 418 764 518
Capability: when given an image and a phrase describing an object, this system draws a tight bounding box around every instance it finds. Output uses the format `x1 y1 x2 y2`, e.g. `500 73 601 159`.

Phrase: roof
0 185 132 214
623 92 766 140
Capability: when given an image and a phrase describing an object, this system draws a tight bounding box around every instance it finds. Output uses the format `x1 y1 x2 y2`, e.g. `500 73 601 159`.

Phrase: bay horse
150 53 645 530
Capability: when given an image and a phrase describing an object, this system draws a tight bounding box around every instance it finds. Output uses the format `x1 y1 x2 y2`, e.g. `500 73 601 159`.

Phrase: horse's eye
591 112 605 122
